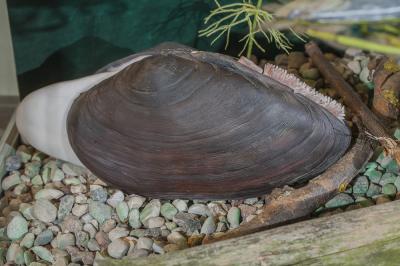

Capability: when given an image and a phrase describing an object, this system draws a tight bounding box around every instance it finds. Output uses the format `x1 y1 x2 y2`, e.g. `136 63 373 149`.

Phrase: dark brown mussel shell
67 46 351 199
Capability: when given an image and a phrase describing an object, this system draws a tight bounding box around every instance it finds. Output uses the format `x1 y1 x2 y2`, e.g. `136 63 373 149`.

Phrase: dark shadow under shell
67 49 351 199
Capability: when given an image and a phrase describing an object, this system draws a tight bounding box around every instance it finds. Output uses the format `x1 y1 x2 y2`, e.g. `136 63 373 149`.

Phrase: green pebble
140 200 161 224
364 168 382 183
379 173 397 186
31 175 43 186
227 207 241 229
382 183 397 197
89 200 112 225
352 176 369 194
50 168 64 182
128 209 141 229
24 161 41 178
366 183 381 198
23 250 35 266
394 176 400 191
325 193 354 208
365 162 378 169
31 246 54 263
7 215 28 240
116 202 129 223
385 160 399 174
160 203 178 220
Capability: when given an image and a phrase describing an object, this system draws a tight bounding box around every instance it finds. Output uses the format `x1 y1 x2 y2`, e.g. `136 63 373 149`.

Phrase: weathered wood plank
98 199 400 266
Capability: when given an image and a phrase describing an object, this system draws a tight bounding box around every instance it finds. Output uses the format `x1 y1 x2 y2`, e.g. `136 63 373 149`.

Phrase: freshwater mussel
17 43 351 199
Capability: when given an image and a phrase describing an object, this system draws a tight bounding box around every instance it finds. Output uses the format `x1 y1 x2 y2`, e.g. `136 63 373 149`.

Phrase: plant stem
246 0 263 58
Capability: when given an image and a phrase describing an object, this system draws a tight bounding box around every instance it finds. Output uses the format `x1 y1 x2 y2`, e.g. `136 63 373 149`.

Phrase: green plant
199 0 304 58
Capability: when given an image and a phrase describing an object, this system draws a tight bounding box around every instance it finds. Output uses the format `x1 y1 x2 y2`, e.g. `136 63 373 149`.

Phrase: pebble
31 246 55 263
87 239 101 251
53 233 76 250
90 188 108 203
34 188 64 200
108 227 129 241
366 183 382 198
160 202 178 220
76 230 90 247
5 155 21 171
127 195 146 209
33 199 57 223
140 199 161 224
136 237 153 250
238 204 257 219
83 223 97 238
70 184 87 194
7 215 28 240
325 193 354 208
6 243 24 264
31 175 43 185
379 173 397 186
288 52 307 69
107 190 124 208
172 199 188 212
200 216 216 235
1 173 21 191
116 201 129 222
34 229 53 246
352 176 369 194
107 238 129 259
364 168 382 183
20 232 35 248
58 195 75 221
72 204 89 217
101 218 117 233
24 161 41 177
61 215 83 233
347 60 361 74
50 167 65 182
227 207 241 229
173 212 201 234
167 231 187 248
129 209 142 229
382 183 397 197
89 200 112 224
188 203 212 217
64 177 81 185
145 216 165 228
62 163 86 176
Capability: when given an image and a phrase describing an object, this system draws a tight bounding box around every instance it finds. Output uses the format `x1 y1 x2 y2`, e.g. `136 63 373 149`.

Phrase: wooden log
98 199 400 266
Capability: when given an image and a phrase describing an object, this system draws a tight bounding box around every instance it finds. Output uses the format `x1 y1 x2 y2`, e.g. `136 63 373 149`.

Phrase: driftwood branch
305 42 400 164
203 130 372 244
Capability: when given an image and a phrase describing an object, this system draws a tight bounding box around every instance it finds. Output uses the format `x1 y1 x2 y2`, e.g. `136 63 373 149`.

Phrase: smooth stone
83 223 97 239
34 188 64 200
53 233 76 250
127 195 146 209
127 248 149 258
394 176 400 191
90 188 108 203
347 60 361 74
364 168 382 183
24 250 35 265
167 231 187 248
107 239 129 259
207 202 227 217
366 183 382 198
31 175 43 186
382 183 397 196
2 173 21 191
160 202 178 220
13 183 28 195
352 176 369 194
5 155 22 171
136 237 153 250
152 241 165 254
300 67 320 80
34 229 53 246
24 161 41 178
60 215 83 233
87 239 101 251
172 212 201 234
19 203 35 220
89 200 112 224
107 190 124 208
63 177 81 185
145 217 165 229
74 194 87 204
101 219 117 233
16 145 33 162
325 193 354 208
172 199 188 212
140 199 161 224
7 215 28 240
200 216 216 235
62 163 86 176
6 243 24 264
75 230 89 247
116 201 129 222
227 207 241 229
71 204 88 217
379 173 397 186
108 227 129 241
50 168 65 182
33 199 57 223
188 204 212 217
70 184 87 194
29 219 47 235
128 209 142 229
20 232 35 248
31 246 55 263
165 222 177 231
58 195 75 221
